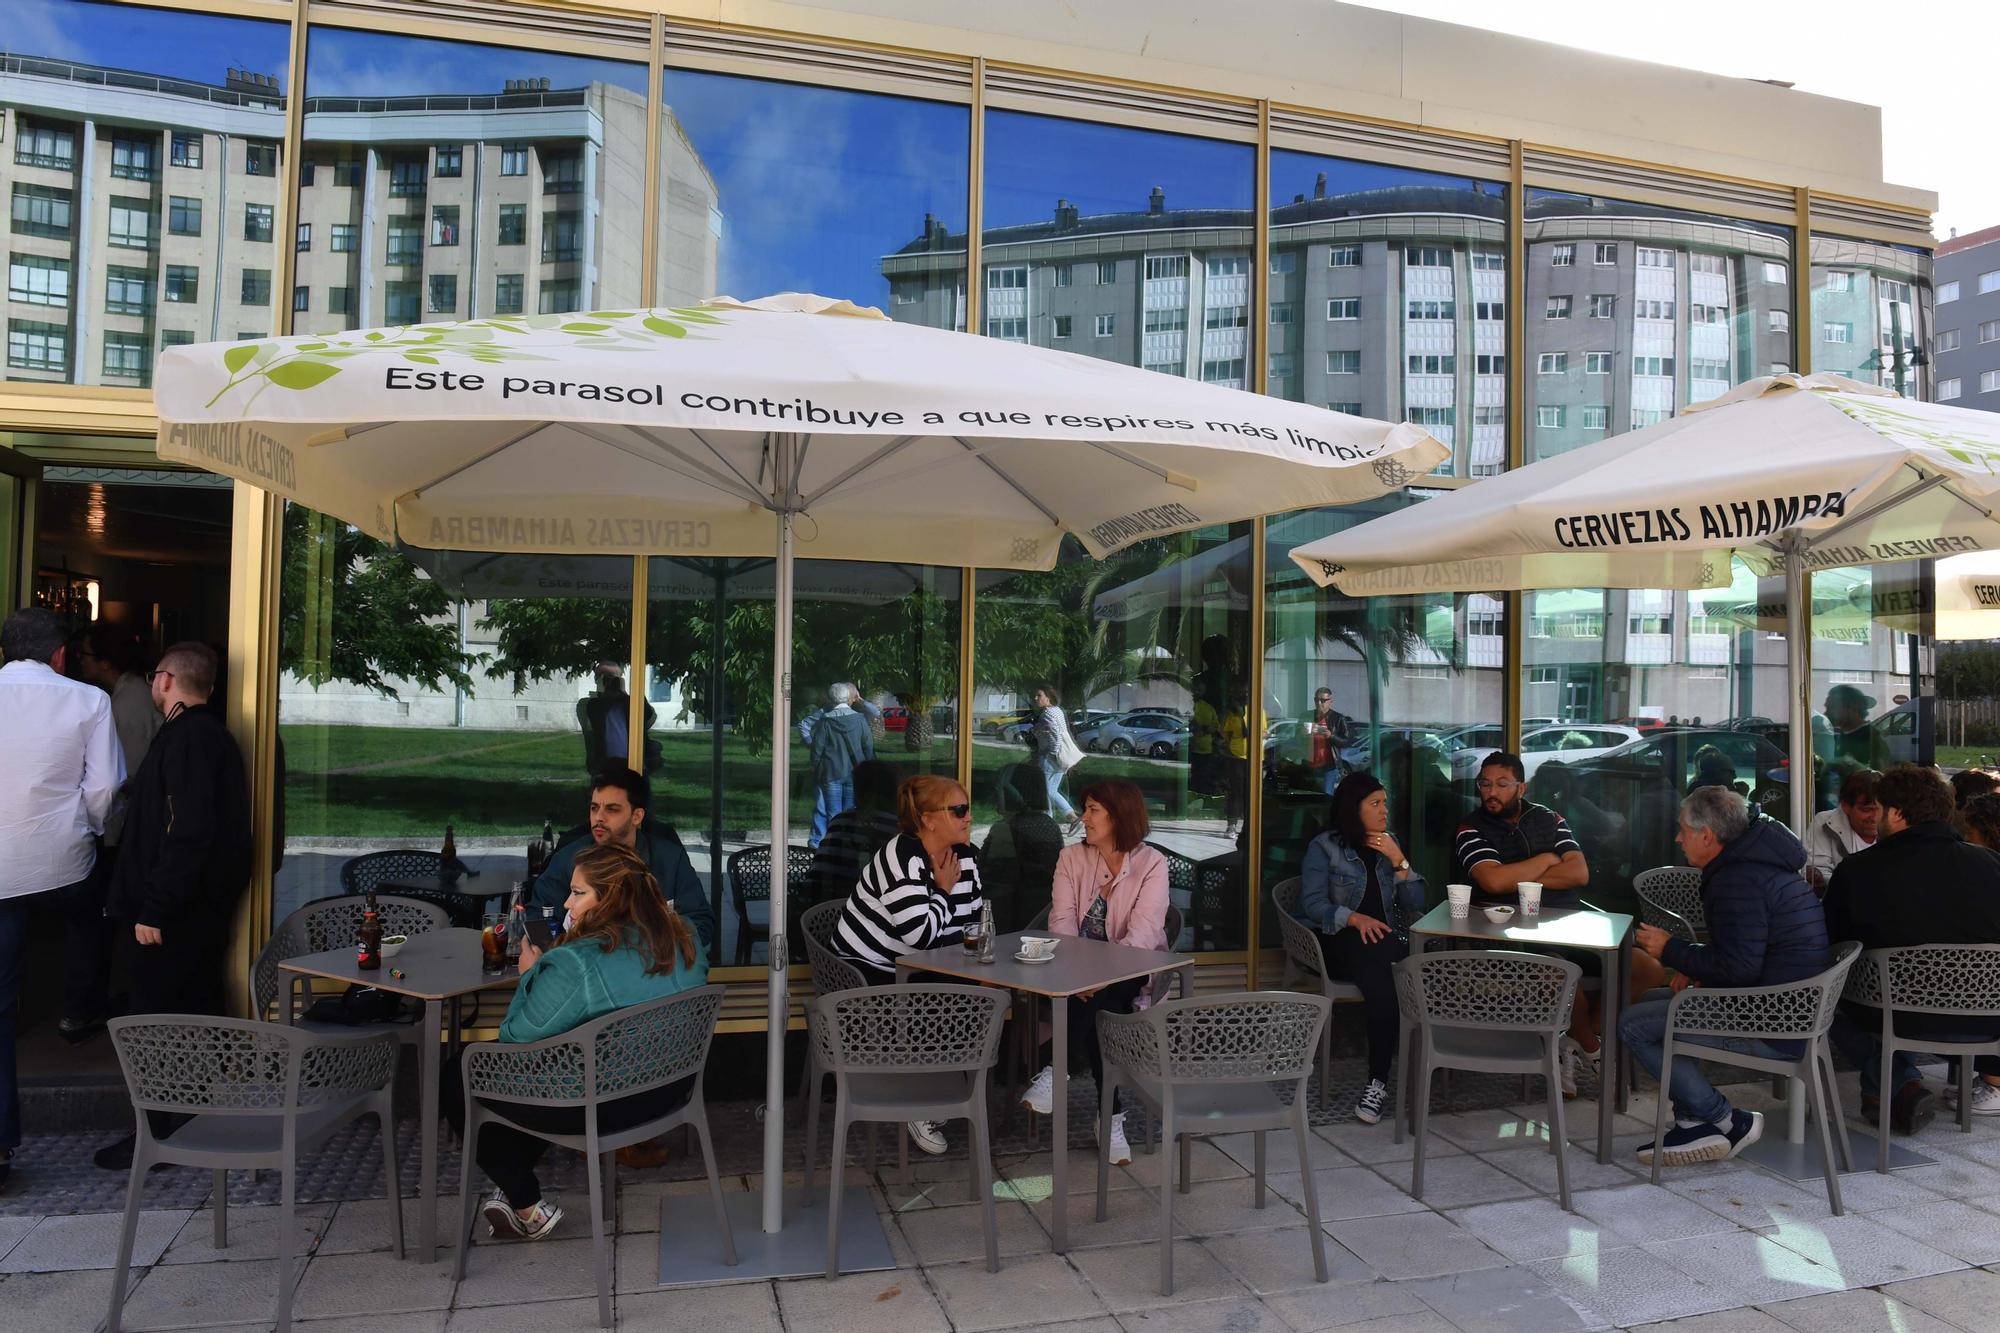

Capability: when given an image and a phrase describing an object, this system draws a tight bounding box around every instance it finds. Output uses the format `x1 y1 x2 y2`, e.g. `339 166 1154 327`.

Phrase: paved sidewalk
7 1067 2000 1330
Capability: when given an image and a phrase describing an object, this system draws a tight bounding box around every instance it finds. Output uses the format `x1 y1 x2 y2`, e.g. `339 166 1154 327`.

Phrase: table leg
1050 992 1069 1254
417 997 443 1263
1597 943 1622 1166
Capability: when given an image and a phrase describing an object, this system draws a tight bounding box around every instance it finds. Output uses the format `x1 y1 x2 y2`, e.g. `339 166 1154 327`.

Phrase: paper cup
1517 882 1544 916
1446 883 1472 919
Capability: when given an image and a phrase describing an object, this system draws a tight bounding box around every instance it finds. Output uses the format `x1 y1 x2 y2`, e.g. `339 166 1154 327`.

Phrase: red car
881 706 910 733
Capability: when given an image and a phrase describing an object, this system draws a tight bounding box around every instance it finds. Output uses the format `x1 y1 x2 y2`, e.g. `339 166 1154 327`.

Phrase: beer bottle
358 893 382 971
441 824 458 870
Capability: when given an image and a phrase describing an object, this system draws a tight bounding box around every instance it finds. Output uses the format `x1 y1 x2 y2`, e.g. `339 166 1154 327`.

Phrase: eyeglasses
932 803 971 818
146 669 173 683
1474 779 1519 793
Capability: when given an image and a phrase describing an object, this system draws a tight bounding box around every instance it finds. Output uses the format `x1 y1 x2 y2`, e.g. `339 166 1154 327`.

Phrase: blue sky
7 0 289 88
1270 150 1500 206
305 26 646 99
984 110 1253 228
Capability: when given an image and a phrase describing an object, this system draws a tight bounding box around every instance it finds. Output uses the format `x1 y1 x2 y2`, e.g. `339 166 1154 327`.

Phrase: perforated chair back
341 849 448 896
1101 991 1328 1089
800 899 869 998
810 984 1008 1077
1270 877 1329 983
111 1015 398 1119
465 984 725 1110
1396 949 1580 1036
1668 939 1859 1044
1634 865 1706 941
253 894 448 1020
1848 943 2000 1018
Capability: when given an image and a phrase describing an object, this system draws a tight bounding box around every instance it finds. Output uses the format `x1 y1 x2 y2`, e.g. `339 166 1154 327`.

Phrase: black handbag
302 985 422 1026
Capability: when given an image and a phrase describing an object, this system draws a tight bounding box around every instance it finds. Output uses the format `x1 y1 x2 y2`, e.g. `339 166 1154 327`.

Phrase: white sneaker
908 1119 948 1155
1557 1039 1579 1100
482 1191 525 1238
1107 1112 1133 1166
1972 1082 2000 1116
1022 1065 1055 1116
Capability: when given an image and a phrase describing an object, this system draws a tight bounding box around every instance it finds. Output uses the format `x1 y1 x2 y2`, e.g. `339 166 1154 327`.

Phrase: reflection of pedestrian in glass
1032 684 1082 834
1819 684 1888 808
1308 687 1358 796
577 662 657 777
1221 681 1251 839
980 763 1065 931
807 683 874 848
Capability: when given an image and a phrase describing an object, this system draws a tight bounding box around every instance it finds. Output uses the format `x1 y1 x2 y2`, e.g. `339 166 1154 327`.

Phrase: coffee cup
1517 882 1544 916
1446 883 1472 919
1020 936 1058 960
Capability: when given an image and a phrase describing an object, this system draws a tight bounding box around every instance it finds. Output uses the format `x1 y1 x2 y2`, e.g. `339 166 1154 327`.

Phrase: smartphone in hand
524 917 557 951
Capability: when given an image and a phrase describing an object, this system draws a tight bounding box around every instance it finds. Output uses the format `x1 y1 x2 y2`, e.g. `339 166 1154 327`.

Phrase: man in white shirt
1803 768 1880 893
0 607 123 1184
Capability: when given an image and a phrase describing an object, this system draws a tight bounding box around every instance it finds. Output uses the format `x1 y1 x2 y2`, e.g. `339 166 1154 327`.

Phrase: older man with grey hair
1621 785 1827 1169
806 682 874 848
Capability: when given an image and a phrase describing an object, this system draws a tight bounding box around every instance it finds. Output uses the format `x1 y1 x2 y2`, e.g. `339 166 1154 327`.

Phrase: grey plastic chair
106 1016 402 1333
1096 991 1331 1295
1846 943 2000 1173
726 844 814 965
341 849 482 925
799 898 874 1186
808 984 1008 1278
1649 941 1859 1212
252 893 449 1025
454 984 734 1328
1394 950 1581 1210
1010 902 1186 1103
1269 877 1365 1094
1634 866 1706 942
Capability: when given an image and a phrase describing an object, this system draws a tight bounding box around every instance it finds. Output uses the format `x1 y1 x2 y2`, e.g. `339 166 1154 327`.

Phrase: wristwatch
1394 858 1411 874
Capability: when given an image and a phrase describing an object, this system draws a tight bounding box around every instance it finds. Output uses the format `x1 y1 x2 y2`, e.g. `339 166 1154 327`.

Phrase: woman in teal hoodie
447 842 707 1241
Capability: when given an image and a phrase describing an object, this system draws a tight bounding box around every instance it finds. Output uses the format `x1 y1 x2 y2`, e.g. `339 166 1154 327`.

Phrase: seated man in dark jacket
1826 765 2000 1130
532 767 714 953
1624 785 1829 1168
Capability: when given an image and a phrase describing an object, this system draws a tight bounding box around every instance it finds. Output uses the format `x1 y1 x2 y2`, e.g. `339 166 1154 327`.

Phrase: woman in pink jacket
1018 778 1170 1166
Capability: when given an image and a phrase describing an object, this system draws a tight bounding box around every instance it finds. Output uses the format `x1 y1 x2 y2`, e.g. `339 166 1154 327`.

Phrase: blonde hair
897 773 966 835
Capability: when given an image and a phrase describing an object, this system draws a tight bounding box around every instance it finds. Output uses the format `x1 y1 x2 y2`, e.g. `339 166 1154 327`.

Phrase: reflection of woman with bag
1032 684 1083 834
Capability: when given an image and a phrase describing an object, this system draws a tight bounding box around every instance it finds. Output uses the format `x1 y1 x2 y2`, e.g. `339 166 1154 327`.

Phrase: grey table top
1408 902 1634 952
277 926 521 1003
896 931 1188 998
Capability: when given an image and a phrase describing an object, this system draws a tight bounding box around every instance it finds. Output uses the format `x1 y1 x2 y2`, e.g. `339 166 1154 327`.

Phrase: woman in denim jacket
1300 772 1427 1125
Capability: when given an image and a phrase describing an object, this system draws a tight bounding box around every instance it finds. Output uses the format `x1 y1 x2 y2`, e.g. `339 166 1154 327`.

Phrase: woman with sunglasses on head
831 773 985 1156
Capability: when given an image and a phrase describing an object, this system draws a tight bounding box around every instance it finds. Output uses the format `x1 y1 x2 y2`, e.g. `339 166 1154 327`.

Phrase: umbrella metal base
1733 1128 1930 1180
655 1186 896 1285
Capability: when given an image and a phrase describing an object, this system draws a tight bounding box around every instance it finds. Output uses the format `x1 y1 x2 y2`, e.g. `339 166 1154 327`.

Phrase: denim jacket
1299 830 1427 935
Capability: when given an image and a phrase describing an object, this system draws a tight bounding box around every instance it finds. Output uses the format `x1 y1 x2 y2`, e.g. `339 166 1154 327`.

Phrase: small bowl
1481 906 1516 925
380 935 407 958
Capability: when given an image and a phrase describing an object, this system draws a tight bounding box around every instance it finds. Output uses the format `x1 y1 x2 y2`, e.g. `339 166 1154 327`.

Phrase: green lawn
1938 746 1996 771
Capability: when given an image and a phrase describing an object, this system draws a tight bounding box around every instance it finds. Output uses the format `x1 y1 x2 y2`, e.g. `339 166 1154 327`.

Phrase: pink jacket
1049 842 1171 1003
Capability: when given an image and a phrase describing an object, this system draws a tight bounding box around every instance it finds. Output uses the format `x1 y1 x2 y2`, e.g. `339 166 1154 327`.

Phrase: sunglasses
933 803 972 818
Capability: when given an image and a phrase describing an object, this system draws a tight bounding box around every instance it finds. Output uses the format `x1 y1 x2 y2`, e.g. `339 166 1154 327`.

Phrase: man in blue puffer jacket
1622 785 1828 1169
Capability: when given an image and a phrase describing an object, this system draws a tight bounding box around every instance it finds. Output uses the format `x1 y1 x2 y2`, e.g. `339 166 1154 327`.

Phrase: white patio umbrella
153 293 1447 1238
1286 373 2000 833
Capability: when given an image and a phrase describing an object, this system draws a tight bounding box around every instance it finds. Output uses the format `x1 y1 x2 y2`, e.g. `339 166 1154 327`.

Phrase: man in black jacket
1624 785 1828 1168
95 642 251 1170
1826 765 2000 1131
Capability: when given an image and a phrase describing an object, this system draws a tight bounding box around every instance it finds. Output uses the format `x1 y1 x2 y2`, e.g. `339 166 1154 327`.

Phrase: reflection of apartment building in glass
1 55 285 387
1525 193 1795 458
1814 233 1934 400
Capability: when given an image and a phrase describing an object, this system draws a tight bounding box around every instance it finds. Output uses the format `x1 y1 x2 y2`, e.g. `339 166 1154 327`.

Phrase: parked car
979 709 1036 738
1136 721 1192 760
1447 723 1643 782
1337 725 1450 772
881 706 910 733
1440 723 1507 777
1082 710 1188 755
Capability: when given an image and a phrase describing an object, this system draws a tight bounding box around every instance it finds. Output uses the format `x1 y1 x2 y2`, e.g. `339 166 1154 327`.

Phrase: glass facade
0 0 1941 1013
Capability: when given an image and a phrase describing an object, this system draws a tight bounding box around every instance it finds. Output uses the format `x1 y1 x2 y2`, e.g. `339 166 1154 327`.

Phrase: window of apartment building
1545 296 1572 319
1094 313 1115 337
1537 352 1568 374
989 265 1027 288
1938 329 1961 352
1537 405 1565 429
1471 251 1504 271
538 279 580 315
12 183 73 237
1691 302 1725 325
1268 353 1295 380
431 206 460 246
1634 354 1674 377
1635 298 1674 320
1269 302 1292 325
1474 300 1504 321
434 145 463 178
500 144 527 177
543 152 583 194
101 332 148 380
1690 358 1729 381
241 268 271 305
1200 358 1245 385
1406 354 1455 375
1629 614 1671 635
108 198 154 249
104 265 152 316
244 202 274 243
292 285 309 313
1406 246 1449 267
1203 305 1247 330
170 133 201 169
330 222 356 252
1632 408 1670 428
1326 350 1360 374
385 280 420 323
1408 299 1455 320
110 137 158 181
389 155 425 196
168 195 200 236
497 204 526 246
1822 322 1851 343
1269 252 1295 274
1052 263 1073 287
1978 271 2000 296
327 286 352 315
542 212 581 263
1406 406 1454 428
7 319 66 372
1589 294 1614 319
164 265 198 303
159 329 192 349
1052 314 1071 339
387 220 422 266
1096 261 1116 284
333 158 363 188
985 318 1026 340
14 119 74 171
1690 253 1725 275
1980 320 2000 344
7 255 69 307
428 273 457 314
1938 280 1960 303
1763 261 1788 284
1550 244 1574 267
245 140 278 176
1327 298 1359 320
1768 309 1789 332
1206 254 1246 277
1144 307 1186 333
1593 242 1616 265
1582 405 1608 431
491 273 523 315
1636 246 1672 268
296 222 311 251
1328 245 1361 267
1584 351 1612 375
1985 371 2000 394
1328 401 1362 415
1939 378 1962 401
1823 271 1852 293
1475 353 1505 376
1474 405 1505 427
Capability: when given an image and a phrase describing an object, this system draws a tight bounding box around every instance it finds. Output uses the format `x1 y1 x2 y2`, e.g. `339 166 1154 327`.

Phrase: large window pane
974 528 1251 950
1808 561 1931 802
1810 233 1932 400
300 28 646 331
646 558 961 967
1 0 289 385
980 112 1253 374
658 70 967 322
1268 152 1508 478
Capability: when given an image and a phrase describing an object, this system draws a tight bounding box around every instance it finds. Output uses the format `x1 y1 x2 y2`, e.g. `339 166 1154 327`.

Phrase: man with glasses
1307 687 1358 795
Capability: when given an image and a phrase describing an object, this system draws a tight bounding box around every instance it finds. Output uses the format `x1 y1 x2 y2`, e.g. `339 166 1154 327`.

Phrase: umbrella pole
1785 535 1813 836
763 435 796 1235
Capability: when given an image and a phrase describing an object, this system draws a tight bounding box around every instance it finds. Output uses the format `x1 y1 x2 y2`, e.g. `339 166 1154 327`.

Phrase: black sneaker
1354 1079 1388 1125
1637 1117 1734 1167
1720 1109 1763 1160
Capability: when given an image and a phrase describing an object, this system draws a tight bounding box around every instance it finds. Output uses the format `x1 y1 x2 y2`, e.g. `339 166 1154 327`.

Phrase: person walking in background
1031 684 1082 834
61 623 161 1042
0 608 123 1187
95 641 249 1171
1307 687 1358 796
577 662 659 777
806 683 874 848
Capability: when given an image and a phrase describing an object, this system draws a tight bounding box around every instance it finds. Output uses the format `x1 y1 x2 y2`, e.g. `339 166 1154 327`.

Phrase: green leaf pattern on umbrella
1829 395 2000 475
200 306 732 410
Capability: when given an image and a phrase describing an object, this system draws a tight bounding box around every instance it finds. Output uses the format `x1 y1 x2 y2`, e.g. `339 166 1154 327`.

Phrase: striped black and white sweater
832 832 984 984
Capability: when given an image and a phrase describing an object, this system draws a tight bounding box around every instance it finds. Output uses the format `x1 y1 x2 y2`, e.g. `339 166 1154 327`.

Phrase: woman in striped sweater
832 773 985 1154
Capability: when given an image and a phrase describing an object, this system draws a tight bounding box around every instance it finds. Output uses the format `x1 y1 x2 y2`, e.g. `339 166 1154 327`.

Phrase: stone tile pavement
8 1067 2000 1330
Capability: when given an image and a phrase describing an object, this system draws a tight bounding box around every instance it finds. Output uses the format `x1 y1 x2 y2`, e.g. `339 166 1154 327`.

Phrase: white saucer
1014 951 1056 964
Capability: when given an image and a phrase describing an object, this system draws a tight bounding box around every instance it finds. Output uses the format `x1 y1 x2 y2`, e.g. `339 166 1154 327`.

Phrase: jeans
1320 927 1408 1083
1039 755 1075 819
810 777 855 848
1828 1005 2000 1101
0 894 35 1151
1620 996 1795 1126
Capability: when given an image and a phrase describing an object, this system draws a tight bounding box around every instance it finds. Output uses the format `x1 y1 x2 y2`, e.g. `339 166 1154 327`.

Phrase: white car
1448 723 1644 782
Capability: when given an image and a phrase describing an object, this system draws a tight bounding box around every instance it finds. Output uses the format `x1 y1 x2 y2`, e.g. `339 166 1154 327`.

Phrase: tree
842 586 959 750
